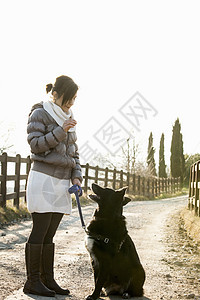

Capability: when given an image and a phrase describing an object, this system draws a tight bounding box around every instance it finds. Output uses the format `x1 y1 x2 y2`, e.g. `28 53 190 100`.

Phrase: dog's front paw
86 295 95 300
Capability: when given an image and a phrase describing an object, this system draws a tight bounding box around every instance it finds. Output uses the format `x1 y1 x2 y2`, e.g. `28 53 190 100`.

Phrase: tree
121 137 139 174
0 122 14 154
170 118 185 183
147 132 157 176
158 133 167 178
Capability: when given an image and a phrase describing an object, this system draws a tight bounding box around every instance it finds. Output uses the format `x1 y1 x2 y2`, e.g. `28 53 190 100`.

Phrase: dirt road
1 195 200 300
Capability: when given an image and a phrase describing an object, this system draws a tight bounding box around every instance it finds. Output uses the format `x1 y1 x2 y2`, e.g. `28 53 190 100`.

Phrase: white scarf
43 100 76 132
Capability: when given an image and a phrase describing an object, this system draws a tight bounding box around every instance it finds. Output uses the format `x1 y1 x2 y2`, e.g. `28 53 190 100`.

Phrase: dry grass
0 199 30 226
181 207 200 243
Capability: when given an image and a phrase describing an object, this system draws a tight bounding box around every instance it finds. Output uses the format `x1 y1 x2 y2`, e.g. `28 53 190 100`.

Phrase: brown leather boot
23 243 55 297
40 243 70 295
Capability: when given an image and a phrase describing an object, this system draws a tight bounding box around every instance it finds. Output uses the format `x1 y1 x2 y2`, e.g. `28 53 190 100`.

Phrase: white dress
26 170 72 214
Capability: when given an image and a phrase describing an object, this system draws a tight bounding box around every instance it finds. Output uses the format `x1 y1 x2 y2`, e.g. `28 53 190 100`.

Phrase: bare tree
0 122 14 154
120 137 140 174
90 152 116 169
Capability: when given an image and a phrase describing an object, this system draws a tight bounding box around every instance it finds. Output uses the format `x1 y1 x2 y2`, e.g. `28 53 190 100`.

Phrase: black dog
85 183 145 300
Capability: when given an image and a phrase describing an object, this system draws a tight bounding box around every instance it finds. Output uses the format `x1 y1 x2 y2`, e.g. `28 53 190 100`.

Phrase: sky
0 0 200 171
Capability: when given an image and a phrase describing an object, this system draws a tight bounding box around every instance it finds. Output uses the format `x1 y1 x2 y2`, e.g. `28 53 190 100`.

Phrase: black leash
68 184 87 232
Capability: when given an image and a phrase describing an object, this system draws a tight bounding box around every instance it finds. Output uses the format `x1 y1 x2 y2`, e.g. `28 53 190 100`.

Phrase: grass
127 188 188 201
181 207 200 243
154 188 188 200
0 199 30 227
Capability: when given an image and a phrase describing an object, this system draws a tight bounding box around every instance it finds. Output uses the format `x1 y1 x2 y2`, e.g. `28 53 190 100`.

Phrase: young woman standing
24 75 82 297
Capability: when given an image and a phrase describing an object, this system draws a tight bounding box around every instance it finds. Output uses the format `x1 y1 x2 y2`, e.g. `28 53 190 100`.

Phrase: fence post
172 178 175 193
158 178 160 196
147 178 150 198
132 174 136 194
194 163 199 215
161 178 164 194
142 177 145 196
198 162 200 217
164 178 167 193
152 178 154 198
104 167 108 187
171 178 173 193
112 168 116 190
165 178 168 193
127 172 130 193
190 164 195 211
188 165 193 209
168 177 170 193
84 163 89 194
177 177 179 192
120 170 123 188
155 179 157 197
137 175 141 195
0 152 7 208
95 165 99 183
14 154 21 208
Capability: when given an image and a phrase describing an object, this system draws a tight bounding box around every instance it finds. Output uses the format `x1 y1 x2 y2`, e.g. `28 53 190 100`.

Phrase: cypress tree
147 132 157 176
170 118 185 183
159 133 167 178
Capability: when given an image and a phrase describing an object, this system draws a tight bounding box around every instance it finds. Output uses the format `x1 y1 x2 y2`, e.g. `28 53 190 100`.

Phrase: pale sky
0 0 200 170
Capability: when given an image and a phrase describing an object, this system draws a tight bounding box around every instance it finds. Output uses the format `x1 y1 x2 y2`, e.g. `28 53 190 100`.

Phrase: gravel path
0 195 199 300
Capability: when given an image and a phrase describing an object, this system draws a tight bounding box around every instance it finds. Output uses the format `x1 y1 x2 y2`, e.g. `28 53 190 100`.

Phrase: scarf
43 100 76 132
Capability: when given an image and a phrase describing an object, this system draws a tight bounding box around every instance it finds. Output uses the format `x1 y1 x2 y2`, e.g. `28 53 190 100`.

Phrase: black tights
28 212 63 244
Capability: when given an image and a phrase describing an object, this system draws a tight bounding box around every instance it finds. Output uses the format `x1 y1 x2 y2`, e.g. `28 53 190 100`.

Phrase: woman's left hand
72 178 82 187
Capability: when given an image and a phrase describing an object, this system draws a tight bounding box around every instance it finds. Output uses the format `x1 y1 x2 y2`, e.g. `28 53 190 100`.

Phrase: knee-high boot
40 243 70 295
23 243 55 297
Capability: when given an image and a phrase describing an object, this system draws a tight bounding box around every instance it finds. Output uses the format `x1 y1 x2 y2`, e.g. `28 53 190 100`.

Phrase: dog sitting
85 183 145 300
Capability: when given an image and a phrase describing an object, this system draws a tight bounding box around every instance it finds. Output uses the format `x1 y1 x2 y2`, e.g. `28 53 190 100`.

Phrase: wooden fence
188 160 200 216
0 153 31 208
82 163 180 196
0 153 181 208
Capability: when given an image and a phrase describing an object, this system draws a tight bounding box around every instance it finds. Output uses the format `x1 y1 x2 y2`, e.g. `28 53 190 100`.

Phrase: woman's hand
62 119 77 132
72 178 82 187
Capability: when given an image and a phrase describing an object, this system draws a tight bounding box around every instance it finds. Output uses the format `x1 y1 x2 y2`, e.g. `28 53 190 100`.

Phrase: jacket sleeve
71 143 83 183
27 109 66 154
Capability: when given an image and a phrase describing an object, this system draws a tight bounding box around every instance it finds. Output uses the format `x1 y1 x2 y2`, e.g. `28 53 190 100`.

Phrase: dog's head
89 183 131 218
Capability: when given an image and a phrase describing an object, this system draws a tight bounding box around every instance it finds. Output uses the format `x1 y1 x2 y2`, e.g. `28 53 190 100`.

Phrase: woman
24 75 82 297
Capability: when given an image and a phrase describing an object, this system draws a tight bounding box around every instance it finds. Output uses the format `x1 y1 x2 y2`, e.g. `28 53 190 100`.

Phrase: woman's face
54 92 77 113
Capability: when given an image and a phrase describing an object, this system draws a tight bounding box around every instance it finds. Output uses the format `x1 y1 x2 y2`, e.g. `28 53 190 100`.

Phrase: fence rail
0 153 181 208
188 160 200 216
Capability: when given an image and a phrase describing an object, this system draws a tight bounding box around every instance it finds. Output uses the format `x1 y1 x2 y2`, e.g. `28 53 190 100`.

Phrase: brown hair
46 75 78 105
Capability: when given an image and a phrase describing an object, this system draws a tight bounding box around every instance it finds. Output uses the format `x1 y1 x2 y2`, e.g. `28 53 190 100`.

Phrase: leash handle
68 184 83 197
68 184 86 231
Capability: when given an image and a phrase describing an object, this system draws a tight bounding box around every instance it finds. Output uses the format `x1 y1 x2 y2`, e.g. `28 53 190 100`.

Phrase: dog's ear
123 196 131 206
117 186 128 197
92 183 105 196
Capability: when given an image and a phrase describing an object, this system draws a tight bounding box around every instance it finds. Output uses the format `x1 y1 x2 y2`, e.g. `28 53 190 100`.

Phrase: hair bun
46 83 53 93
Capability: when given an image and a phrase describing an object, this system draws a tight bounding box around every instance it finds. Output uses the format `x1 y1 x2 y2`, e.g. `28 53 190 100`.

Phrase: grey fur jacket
27 102 82 182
